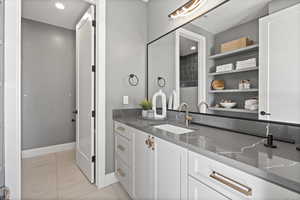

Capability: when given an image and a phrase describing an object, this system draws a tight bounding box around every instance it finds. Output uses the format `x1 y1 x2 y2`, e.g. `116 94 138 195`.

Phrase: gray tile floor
22 150 130 200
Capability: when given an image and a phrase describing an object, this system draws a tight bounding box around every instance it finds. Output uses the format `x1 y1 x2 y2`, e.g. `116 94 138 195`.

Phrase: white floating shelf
209 107 258 114
209 89 259 93
209 44 259 59
208 66 259 76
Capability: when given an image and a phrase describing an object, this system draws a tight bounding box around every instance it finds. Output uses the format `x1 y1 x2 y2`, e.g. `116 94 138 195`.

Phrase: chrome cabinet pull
210 171 252 196
117 168 126 177
117 145 125 152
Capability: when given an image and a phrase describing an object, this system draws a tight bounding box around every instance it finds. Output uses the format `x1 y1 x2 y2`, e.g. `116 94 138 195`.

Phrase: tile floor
22 150 131 200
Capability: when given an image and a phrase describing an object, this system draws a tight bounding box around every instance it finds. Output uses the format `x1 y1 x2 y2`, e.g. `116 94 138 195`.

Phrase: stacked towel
236 58 256 69
216 63 233 72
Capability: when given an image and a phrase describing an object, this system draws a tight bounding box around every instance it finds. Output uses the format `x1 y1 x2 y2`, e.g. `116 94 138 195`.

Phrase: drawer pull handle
117 145 125 152
117 168 126 177
210 171 252 196
117 127 125 132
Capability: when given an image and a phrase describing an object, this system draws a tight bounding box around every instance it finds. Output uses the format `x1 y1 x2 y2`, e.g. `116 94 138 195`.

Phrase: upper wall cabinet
147 0 300 125
259 3 300 124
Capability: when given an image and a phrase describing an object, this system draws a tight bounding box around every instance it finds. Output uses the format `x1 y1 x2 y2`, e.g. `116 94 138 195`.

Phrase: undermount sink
153 124 193 135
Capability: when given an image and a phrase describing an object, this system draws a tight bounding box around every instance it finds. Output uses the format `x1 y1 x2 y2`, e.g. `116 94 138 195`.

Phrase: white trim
103 173 118 187
22 142 76 159
175 28 207 112
95 0 107 189
4 0 22 199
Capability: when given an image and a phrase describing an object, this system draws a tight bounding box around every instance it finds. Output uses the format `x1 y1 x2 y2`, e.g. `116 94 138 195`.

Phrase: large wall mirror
148 0 300 125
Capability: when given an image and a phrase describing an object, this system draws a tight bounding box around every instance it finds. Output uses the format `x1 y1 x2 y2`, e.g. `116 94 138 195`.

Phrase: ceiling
192 0 273 34
22 0 91 30
180 36 198 57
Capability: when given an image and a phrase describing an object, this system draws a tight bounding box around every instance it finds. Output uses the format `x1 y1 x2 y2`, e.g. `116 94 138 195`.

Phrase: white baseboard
99 172 118 188
22 142 76 158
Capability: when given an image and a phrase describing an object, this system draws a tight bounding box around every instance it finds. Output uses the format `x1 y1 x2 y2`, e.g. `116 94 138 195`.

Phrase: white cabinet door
259 3 300 124
155 138 188 200
133 130 155 200
189 177 229 200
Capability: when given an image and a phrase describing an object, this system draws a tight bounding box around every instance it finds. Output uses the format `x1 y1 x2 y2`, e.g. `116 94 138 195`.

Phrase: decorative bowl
220 102 237 109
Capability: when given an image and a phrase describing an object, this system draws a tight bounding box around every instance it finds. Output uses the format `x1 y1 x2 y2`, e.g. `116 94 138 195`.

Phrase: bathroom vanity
113 113 300 200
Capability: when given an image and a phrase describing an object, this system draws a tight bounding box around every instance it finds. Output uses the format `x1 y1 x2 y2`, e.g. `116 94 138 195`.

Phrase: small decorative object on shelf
139 99 152 119
220 99 237 109
128 74 139 86
157 77 166 88
239 80 251 90
211 80 225 90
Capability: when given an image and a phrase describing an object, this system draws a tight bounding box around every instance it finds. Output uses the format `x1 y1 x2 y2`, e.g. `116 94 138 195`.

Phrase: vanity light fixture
55 2 65 10
190 46 197 51
169 0 207 19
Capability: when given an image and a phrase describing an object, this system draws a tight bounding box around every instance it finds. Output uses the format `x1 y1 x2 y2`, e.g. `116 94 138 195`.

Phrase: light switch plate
123 96 129 105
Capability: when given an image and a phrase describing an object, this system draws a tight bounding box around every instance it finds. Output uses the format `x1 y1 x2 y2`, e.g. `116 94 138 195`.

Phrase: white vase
142 110 148 118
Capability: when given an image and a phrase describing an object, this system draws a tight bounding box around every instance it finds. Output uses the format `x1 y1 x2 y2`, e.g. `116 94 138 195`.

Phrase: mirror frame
146 1 300 127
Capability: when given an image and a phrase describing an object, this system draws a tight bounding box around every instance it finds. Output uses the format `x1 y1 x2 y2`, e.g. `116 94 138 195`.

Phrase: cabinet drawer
189 176 229 200
115 134 130 166
114 121 132 140
189 151 300 200
116 156 131 196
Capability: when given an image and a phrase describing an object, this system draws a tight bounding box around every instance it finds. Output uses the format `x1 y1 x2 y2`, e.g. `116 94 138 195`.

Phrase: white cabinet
189 177 229 200
115 121 299 200
188 151 300 200
114 122 133 197
155 137 188 200
259 3 300 124
133 128 188 200
133 129 155 200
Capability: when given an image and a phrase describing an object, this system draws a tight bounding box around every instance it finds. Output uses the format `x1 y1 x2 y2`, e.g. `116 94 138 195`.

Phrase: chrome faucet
179 103 192 128
198 101 209 112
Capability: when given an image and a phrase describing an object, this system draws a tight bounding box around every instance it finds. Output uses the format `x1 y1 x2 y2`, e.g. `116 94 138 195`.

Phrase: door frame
175 28 207 112
5 0 109 199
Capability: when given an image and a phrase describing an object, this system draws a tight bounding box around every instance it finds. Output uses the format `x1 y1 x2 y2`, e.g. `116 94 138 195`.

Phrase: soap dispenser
152 89 167 120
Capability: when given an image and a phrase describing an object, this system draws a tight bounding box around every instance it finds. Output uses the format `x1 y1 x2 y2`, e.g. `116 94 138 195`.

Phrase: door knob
260 111 271 116
73 110 78 114
71 119 76 122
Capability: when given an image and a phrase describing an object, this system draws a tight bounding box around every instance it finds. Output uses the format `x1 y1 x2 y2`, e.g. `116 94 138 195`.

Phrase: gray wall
269 0 300 13
21 19 76 150
106 0 147 174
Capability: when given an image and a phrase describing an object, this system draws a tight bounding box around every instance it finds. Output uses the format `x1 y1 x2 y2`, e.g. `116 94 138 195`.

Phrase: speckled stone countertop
113 115 300 194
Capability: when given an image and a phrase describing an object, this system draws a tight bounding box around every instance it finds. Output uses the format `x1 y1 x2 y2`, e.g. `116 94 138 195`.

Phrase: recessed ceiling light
190 46 197 51
55 2 65 10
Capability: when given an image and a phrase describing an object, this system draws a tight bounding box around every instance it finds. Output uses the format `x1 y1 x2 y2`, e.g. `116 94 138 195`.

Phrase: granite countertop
113 116 300 194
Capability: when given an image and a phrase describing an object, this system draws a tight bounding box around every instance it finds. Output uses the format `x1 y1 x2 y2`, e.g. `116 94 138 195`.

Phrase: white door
259 4 300 124
134 130 155 199
76 5 95 183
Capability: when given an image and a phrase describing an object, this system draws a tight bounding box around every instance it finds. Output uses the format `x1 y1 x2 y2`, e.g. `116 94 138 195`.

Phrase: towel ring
128 74 139 86
157 77 166 88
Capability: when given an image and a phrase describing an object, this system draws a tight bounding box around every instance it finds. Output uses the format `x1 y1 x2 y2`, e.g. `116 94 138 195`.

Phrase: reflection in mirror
148 0 300 124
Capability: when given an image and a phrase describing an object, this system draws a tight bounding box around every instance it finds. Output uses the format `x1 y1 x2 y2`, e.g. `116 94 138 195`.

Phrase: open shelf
209 44 259 60
208 66 259 76
209 107 258 114
209 89 259 93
